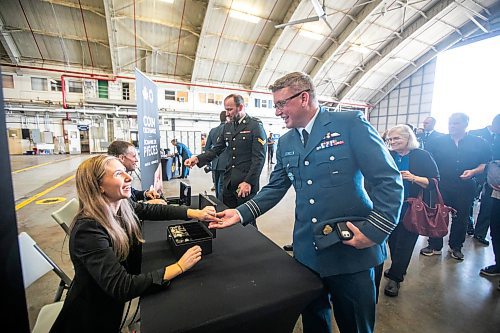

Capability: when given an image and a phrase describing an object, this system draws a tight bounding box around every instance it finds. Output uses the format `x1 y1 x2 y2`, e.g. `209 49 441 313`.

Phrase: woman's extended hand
178 245 202 272
187 206 220 222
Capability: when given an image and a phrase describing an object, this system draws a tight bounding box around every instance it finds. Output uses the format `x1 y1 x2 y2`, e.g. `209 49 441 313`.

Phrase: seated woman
383 125 439 297
51 155 219 332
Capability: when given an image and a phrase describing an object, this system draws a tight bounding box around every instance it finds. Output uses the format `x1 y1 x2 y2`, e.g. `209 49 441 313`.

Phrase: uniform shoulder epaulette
249 116 263 125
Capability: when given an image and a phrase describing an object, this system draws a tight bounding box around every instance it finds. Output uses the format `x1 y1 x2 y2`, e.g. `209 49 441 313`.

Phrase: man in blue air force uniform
210 72 403 333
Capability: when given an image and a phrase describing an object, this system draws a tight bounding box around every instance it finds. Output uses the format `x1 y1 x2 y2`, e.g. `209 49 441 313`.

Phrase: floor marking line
12 156 74 174
15 175 75 211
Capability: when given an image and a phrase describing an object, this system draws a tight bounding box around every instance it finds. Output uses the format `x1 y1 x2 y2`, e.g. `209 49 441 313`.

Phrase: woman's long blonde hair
74 155 143 261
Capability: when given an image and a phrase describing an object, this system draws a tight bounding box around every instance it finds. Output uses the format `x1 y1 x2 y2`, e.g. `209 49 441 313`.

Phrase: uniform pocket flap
313 216 367 250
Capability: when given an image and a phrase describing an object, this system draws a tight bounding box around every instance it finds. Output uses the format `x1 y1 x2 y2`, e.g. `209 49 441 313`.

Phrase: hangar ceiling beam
190 0 212 83
337 0 455 101
103 0 119 74
367 9 499 106
0 16 21 64
249 0 301 90
309 1 384 83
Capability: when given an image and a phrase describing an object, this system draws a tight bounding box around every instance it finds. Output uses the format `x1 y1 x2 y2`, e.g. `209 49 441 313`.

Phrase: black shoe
473 235 490 246
479 265 500 277
449 248 464 260
384 279 400 297
283 244 293 251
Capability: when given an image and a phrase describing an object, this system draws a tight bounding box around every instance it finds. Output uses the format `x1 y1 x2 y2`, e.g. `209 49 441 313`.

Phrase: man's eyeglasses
273 89 310 110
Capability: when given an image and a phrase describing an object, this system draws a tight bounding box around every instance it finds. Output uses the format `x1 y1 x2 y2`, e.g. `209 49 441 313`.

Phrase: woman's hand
164 246 202 280
401 170 429 188
400 170 415 182
178 245 202 272
187 206 220 222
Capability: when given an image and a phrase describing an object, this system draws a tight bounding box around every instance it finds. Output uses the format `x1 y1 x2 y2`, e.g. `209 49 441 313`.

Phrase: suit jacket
237 109 403 277
206 123 228 171
51 202 189 333
197 114 266 193
130 187 145 202
469 127 494 146
417 130 444 150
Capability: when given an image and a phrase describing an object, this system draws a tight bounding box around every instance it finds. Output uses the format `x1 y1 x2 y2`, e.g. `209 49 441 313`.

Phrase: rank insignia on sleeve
257 138 266 145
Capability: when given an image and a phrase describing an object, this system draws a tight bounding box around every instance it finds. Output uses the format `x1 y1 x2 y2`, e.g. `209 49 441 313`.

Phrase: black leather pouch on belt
313 216 367 250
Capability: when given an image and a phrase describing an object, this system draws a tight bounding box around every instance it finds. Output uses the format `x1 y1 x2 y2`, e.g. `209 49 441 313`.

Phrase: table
140 196 324 333
160 156 179 180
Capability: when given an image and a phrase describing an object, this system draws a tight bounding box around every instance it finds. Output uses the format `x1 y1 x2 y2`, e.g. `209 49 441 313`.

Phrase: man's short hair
219 110 227 122
224 94 244 107
268 72 317 105
108 140 134 156
449 112 469 125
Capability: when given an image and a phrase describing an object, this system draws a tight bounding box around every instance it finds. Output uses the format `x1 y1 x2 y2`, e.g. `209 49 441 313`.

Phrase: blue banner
135 69 163 194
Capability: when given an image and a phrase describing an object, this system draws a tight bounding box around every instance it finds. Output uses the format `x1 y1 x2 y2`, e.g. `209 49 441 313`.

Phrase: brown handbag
402 178 456 237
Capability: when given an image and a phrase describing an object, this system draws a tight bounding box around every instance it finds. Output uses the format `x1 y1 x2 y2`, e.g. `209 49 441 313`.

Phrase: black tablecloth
140 197 324 333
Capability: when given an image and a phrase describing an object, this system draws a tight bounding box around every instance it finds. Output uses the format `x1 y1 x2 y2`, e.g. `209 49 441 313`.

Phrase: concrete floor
13 154 500 332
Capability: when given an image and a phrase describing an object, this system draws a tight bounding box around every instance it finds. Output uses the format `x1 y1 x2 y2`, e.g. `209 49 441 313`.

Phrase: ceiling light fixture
160 0 175 3
299 30 324 40
229 10 260 24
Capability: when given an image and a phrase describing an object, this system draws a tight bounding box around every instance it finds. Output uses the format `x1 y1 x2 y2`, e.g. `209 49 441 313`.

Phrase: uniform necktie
302 129 309 147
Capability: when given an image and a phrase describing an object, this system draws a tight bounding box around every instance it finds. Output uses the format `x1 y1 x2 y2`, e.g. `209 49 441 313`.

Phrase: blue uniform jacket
175 142 192 159
237 109 403 277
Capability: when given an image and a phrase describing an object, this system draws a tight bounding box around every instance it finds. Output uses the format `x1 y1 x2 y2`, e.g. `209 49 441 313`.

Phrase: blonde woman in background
383 125 439 297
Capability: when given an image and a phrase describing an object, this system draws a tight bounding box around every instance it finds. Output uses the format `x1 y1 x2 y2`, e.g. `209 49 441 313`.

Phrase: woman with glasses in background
383 125 439 297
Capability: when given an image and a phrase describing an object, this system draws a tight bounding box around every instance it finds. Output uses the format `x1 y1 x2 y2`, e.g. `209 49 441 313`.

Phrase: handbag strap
432 178 445 205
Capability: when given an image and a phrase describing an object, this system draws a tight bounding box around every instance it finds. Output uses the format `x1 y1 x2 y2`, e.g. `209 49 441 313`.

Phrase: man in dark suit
209 72 403 333
417 116 444 150
421 113 491 260
470 114 500 245
184 94 267 228
205 111 229 200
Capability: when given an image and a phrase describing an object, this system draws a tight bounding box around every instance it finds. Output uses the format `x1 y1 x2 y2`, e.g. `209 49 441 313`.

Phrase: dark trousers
428 182 476 250
213 170 224 201
474 184 493 238
222 187 257 228
267 146 274 163
302 269 376 333
491 197 500 266
387 206 419 282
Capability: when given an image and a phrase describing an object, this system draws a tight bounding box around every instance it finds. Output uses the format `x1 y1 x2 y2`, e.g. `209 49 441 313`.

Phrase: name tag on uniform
284 151 295 156
240 130 251 134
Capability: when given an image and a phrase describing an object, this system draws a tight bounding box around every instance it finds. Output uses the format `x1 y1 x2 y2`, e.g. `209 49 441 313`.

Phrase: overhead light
299 30 324 40
160 0 174 3
229 10 260 24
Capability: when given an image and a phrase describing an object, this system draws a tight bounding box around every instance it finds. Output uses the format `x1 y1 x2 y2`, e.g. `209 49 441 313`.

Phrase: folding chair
18 232 72 333
51 198 79 235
